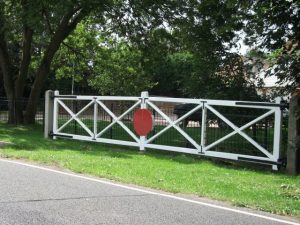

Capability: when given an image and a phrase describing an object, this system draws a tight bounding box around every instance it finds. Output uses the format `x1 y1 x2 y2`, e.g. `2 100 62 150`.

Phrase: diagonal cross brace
57 99 94 137
146 101 202 152
96 100 140 143
204 105 274 159
57 100 94 133
95 100 140 139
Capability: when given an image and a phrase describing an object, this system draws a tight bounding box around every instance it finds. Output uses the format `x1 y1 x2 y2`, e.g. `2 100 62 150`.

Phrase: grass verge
0 123 299 218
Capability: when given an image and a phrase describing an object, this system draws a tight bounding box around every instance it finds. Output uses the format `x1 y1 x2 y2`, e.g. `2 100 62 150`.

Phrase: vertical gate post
272 97 282 170
52 90 59 140
200 101 207 153
287 93 300 175
93 97 98 140
44 90 54 138
139 91 149 152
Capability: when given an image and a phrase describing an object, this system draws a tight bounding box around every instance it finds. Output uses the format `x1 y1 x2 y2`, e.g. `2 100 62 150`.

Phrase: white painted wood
205 105 274 159
57 100 94 133
93 99 98 140
96 101 140 138
44 90 54 138
205 151 276 162
57 99 94 137
52 90 59 140
139 92 149 151
272 98 283 170
78 96 139 101
145 143 198 155
148 97 278 109
52 93 283 169
201 104 207 152
146 101 202 152
146 103 202 144
55 132 140 147
96 100 139 143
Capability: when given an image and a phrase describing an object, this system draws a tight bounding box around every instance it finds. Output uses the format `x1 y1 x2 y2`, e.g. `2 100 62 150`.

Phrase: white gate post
52 90 59 140
93 97 98 140
200 101 207 153
44 90 54 138
272 97 282 170
139 91 149 152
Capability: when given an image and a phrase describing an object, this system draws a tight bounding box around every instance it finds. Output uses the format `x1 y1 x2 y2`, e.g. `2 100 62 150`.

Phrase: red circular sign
133 109 153 136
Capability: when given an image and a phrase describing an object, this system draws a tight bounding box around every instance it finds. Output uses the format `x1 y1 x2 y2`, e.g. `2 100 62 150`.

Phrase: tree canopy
1 0 296 124
242 0 300 94
0 0 187 123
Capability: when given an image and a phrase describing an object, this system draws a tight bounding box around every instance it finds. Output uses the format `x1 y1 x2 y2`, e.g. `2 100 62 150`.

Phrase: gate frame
45 90 284 170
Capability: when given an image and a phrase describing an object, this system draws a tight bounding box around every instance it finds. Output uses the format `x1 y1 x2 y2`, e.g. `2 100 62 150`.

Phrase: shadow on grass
0 123 284 175
0 124 140 160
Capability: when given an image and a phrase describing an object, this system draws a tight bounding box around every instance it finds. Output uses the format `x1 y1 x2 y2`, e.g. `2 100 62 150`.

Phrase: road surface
0 159 299 225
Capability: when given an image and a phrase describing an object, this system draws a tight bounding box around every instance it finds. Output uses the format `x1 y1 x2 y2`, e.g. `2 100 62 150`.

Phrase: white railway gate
46 91 285 170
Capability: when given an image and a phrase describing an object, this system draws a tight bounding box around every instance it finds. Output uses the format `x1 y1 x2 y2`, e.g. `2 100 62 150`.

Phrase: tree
0 0 184 124
242 0 300 94
1 0 266 125
88 45 154 95
51 22 155 96
0 0 110 123
165 0 253 99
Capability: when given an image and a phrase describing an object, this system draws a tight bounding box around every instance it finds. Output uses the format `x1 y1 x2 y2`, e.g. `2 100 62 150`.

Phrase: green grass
0 122 299 218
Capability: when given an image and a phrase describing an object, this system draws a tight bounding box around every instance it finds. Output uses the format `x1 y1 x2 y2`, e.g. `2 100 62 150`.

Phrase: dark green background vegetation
0 0 299 124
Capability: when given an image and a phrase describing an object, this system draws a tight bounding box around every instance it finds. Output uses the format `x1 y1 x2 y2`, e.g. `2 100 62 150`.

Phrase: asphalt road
0 159 299 225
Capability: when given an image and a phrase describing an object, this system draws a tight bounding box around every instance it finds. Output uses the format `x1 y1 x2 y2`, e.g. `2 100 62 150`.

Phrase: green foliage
53 21 98 82
52 21 155 95
51 20 261 100
1 0 273 101
1 0 194 95
88 43 154 95
242 0 300 94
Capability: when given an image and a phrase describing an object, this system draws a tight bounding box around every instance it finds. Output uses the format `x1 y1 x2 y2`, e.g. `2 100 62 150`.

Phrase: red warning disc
133 109 153 136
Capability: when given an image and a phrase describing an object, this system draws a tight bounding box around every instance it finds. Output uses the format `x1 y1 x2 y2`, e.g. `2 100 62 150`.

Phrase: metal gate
47 91 284 170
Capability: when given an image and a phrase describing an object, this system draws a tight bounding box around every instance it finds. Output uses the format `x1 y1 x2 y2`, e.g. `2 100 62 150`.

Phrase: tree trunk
14 101 24 124
0 28 18 124
0 7 25 124
24 8 85 123
13 27 34 124
24 60 49 124
1 6 86 124
7 99 24 124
